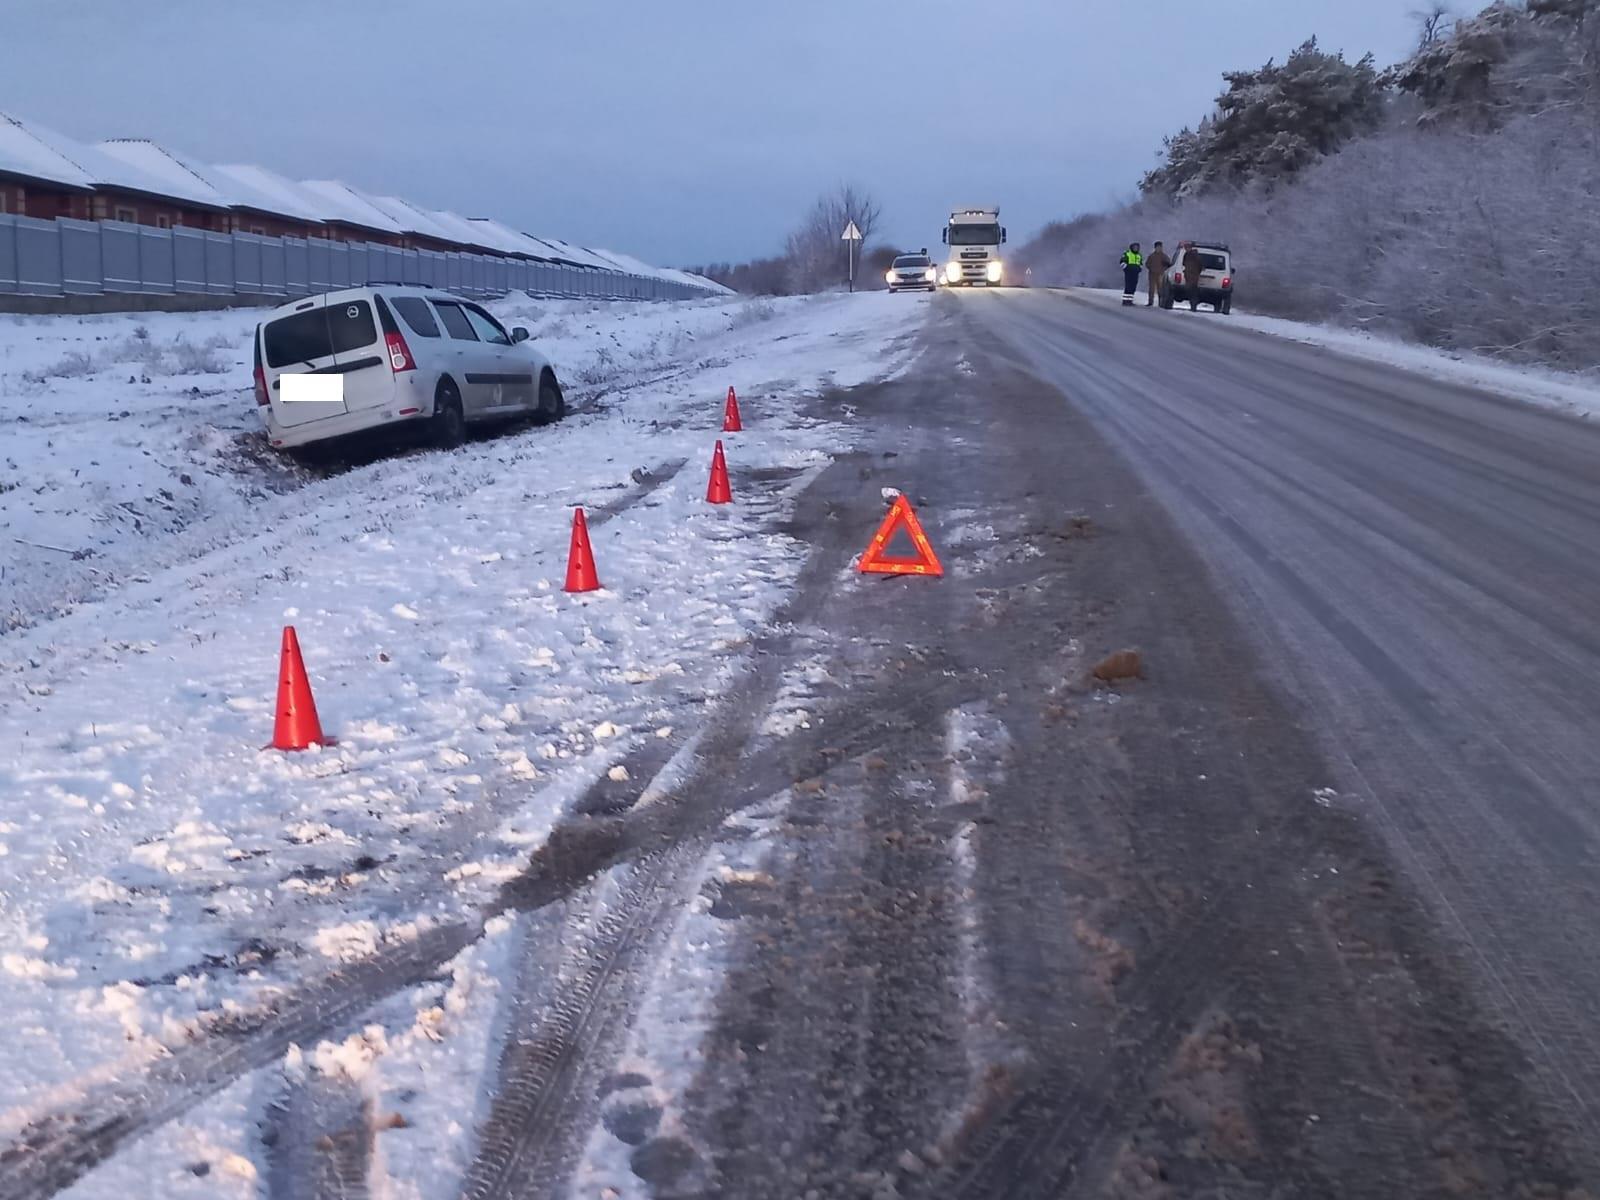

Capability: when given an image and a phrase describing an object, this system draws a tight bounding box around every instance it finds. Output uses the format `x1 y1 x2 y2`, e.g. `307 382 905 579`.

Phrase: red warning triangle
859 495 943 577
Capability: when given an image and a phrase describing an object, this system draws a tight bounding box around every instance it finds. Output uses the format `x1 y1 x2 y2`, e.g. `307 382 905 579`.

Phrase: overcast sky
2 0 1418 267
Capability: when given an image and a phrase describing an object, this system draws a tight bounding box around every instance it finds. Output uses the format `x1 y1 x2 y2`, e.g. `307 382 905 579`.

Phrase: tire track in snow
0 452 935 1200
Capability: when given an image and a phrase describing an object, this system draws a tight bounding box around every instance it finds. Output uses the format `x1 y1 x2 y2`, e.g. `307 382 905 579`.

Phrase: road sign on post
842 219 863 293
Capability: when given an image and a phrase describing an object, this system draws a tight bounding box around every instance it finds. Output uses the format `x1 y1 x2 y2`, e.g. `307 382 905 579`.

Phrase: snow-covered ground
0 289 929 1186
1079 286 1600 419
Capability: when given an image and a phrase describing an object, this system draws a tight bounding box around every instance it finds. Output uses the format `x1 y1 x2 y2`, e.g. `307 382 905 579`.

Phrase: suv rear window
263 300 377 368
391 297 441 338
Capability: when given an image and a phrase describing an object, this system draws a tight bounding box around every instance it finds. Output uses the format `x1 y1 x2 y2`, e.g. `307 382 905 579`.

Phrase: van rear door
263 297 345 429
263 296 392 429
327 297 395 414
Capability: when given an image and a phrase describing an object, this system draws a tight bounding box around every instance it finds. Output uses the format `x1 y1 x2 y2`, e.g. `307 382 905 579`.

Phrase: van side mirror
511 326 530 343
941 229 947 244
1001 228 1008 244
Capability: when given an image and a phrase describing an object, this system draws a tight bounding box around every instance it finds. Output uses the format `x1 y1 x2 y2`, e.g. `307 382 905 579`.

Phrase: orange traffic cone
706 440 732 504
722 386 743 432
269 626 335 751
564 506 601 592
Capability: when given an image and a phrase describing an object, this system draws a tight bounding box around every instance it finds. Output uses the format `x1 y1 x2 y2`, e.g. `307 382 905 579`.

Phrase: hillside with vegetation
1020 0 1600 372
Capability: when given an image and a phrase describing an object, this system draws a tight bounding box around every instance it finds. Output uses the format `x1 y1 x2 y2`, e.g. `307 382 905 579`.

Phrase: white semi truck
941 206 1007 287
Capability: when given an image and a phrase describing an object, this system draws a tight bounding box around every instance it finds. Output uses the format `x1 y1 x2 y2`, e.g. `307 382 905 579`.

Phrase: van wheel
536 371 565 425
430 378 465 449
1221 297 1233 315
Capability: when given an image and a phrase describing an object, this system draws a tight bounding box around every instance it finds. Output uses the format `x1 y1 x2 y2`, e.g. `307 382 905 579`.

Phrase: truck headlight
945 262 962 283
987 260 1003 282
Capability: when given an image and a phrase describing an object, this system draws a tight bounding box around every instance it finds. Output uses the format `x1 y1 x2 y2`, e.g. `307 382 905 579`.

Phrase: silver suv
253 285 564 451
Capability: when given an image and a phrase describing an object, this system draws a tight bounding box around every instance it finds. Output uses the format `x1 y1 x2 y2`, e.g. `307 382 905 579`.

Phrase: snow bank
0 290 930 1138
1077 287 1600 419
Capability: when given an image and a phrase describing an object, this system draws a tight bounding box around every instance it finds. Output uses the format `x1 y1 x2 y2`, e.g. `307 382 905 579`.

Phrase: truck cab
942 207 1007 287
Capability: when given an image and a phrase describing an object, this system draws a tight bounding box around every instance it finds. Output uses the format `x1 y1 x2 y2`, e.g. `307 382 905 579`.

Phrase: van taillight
254 363 269 406
1222 276 1232 288
1174 272 1183 284
385 330 415 372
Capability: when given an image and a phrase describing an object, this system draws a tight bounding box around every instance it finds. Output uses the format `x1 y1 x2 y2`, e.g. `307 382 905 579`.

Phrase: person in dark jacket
1181 244 1204 311
1119 243 1143 306
1144 242 1172 307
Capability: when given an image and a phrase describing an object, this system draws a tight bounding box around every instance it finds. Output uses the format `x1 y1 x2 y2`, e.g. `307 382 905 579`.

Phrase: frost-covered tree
1141 38 1386 198
1389 0 1600 126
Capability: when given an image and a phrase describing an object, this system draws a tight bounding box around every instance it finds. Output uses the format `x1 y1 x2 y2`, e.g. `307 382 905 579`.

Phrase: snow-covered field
0 289 928 1190
1080 286 1600 419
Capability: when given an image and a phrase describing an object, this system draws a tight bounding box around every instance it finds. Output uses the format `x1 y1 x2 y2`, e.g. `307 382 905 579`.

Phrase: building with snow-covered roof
211 164 331 232
362 195 462 250
96 140 310 238
1 106 723 303
1 113 231 230
533 237 621 272
298 179 407 245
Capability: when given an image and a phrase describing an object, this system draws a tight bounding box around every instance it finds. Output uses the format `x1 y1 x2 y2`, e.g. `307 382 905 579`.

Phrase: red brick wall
89 191 229 231
10 184 92 220
229 212 322 239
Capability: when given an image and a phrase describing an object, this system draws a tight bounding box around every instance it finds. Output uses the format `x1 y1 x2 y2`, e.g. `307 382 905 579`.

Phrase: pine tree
1140 39 1386 197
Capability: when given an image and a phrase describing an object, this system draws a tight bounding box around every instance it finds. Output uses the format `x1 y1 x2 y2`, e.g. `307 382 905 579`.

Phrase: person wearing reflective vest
1119 244 1143 306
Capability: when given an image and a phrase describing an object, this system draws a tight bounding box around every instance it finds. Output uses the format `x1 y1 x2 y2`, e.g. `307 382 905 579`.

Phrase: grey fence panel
233 232 263 294
327 241 349 288
343 241 364 287
59 218 102 295
100 221 141 293
0 215 16 294
15 218 63 295
307 238 333 292
172 227 206 294
284 238 309 295
0 214 722 301
138 226 174 293
203 232 233 296
259 236 286 295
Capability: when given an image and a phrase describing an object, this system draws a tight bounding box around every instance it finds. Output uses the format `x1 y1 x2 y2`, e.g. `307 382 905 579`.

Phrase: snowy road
4 285 1599 1197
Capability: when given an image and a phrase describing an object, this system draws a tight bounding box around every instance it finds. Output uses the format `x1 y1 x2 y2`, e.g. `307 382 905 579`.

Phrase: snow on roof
298 179 404 235
364 195 459 244
589 246 675 282
465 217 561 259
94 140 233 210
0 111 96 188
0 112 221 206
535 237 620 271
426 209 500 251
212 164 330 224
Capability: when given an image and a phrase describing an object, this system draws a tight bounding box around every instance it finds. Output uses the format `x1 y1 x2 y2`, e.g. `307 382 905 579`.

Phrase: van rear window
263 301 377 368
1199 253 1227 270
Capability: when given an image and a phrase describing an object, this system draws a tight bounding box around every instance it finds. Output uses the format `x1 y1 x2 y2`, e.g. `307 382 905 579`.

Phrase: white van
252 286 564 451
